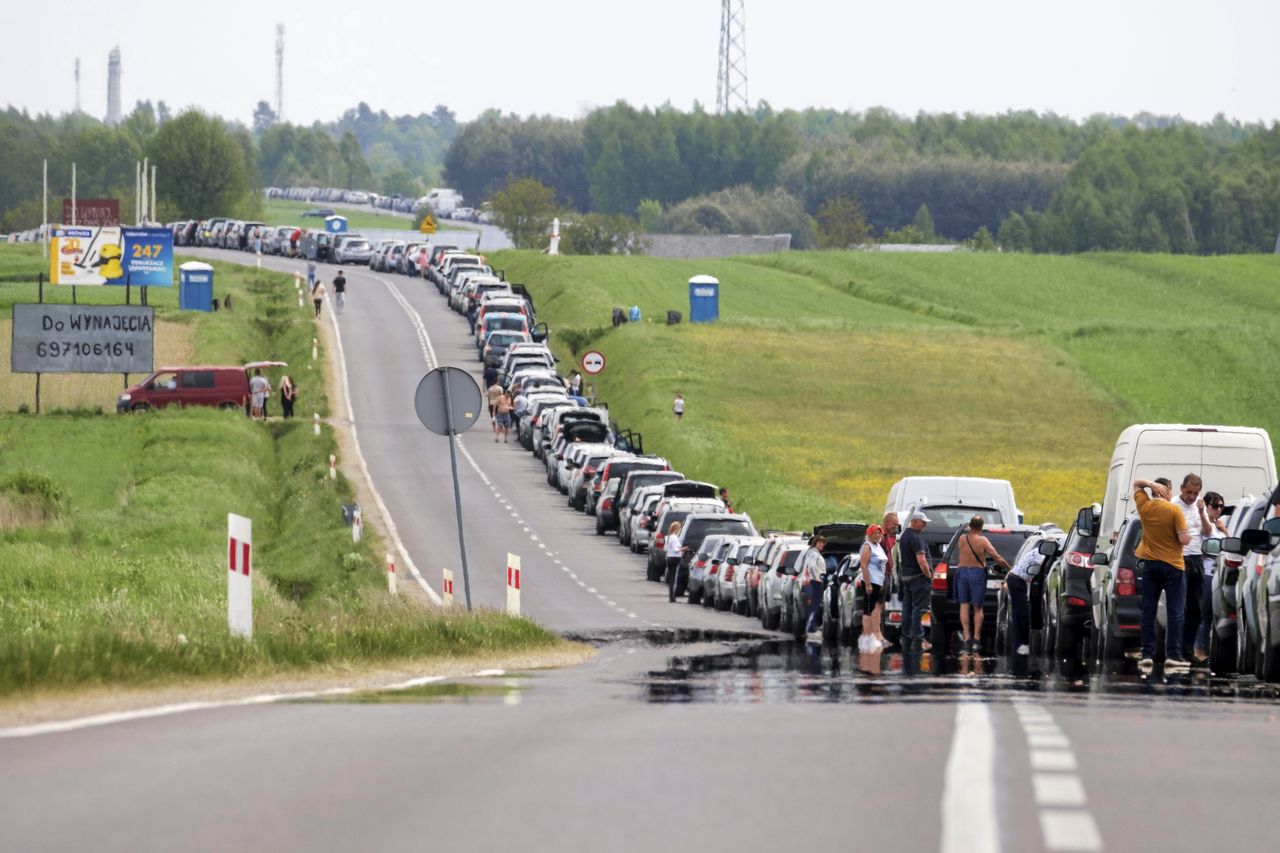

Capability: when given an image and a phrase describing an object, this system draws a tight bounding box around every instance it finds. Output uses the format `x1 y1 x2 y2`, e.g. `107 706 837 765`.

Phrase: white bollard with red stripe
506 553 521 616
312 337 318 361
313 412 321 436
329 454 337 480
386 552 397 595
298 292 304 308
227 513 253 639
352 507 362 543
442 568 454 607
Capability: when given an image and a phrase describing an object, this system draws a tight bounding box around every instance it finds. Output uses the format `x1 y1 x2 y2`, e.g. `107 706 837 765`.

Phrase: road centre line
940 702 999 853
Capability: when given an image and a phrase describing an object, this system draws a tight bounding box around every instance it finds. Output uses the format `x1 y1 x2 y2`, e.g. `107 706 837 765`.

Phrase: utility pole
275 24 285 122
716 0 749 114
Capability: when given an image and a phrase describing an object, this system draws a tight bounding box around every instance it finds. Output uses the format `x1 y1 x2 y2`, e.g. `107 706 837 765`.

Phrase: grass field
0 244 563 697
263 199 415 232
492 250 1280 529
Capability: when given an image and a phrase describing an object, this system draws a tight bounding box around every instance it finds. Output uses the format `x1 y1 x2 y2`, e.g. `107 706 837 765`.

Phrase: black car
813 523 868 643
1040 507 1100 662
930 526 1036 655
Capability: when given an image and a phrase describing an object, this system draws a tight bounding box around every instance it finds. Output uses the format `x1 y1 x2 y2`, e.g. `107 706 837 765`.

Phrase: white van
423 188 462 216
884 477 1021 527
1098 424 1277 543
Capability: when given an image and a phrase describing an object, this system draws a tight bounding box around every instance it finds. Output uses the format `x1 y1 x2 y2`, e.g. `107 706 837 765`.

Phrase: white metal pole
151 164 157 223
42 159 48 258
135 161 141 225
141 157 148 225
71 162 77 226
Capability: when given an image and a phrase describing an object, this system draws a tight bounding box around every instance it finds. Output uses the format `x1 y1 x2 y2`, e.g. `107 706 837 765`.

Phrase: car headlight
119 393 131 401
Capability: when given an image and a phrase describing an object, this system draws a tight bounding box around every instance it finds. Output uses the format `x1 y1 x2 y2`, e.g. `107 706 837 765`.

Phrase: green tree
997 211 1031 251
560 213 644 255
912 203 937 241
338 132 373 189
489 177 559 249
968 225 997 251
636 198 665 232
145 110 250 218
815 194 871 249
252 101 277 136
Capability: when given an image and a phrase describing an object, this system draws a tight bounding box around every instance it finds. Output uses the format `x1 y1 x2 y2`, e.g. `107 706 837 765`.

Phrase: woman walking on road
858 524 890 651
665 521 684 602
311 280 325 318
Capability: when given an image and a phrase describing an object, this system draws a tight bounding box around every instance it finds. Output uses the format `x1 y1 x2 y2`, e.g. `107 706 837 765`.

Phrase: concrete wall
642 233 791 259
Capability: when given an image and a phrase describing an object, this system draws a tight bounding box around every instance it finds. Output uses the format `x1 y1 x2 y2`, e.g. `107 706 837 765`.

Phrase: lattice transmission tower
275 24 285 122
716 0 749 114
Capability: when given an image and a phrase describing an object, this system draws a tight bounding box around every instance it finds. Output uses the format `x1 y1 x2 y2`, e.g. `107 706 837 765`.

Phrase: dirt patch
0 644 595 728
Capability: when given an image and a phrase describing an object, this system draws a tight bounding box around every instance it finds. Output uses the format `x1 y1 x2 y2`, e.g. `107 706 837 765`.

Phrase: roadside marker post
329 454 337 480
386 552 397 595
313 413 321 436
442 569 455 607
298 293 304 309
312 338 318 361
352 507 362 543
227 514 253 640
506 553 522 616
294 272 302 289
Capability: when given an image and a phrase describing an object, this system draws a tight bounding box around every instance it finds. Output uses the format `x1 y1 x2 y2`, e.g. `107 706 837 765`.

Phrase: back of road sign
414 366 483 435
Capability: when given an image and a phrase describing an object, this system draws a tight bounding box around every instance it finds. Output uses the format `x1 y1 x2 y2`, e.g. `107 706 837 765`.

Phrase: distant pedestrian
898 509 935 653
858 524 889 651
718 487 734 513
311 280 325 318
280 375 297 419
799 534 827 642
1194 491 1229 663
332 270 347 314
486 381 504 440
1171 474 1211 659
306 258 317 288
482 364 499 391
673 392 684 420
495 392 514 444
249 368 271 421
1133 477 1191 671
953 516 1011 652
665 521 684 602
570 372 583 396
467 300 479 335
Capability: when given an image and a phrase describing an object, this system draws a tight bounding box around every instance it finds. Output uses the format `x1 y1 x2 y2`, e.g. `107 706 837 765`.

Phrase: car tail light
709 564 719 576
932 563 948 591
602 497 612 511
724 566 734 581
1223 557 1242 569
888 612 902 623
1116 567 1136 597
1066 596 1088 608
1066 551 1091 568
584 467 596 476
655 533 665 548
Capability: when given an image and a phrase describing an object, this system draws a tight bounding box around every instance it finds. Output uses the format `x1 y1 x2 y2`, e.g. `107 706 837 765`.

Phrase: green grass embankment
492 250 1280 529
0 247 563 697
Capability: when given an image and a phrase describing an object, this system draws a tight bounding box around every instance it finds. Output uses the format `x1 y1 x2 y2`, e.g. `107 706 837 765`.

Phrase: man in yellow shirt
1133 477 1192 671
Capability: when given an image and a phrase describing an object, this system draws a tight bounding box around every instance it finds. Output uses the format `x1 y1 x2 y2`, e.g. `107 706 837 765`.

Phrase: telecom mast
74 58 81 113
275 24 285 122
716 0 749 114
106 47 122 125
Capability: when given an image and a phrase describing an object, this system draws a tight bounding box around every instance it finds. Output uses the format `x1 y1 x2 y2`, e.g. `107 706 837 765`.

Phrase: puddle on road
632 636 1280 709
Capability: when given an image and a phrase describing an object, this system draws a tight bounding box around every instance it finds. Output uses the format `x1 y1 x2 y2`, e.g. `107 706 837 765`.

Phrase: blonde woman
665 520 685 602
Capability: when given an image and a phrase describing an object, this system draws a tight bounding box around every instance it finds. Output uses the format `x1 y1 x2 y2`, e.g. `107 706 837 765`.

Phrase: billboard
49 226 174 286
10 304 155 374
61 198 120 227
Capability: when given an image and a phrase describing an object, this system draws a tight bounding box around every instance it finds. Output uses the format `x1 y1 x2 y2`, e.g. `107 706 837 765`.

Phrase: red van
117 361 287 413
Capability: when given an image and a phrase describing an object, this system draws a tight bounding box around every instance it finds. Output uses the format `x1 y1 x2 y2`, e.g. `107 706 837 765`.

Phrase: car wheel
823 611 838 645
929 616 948 656
1208 622 1235 674
1261 607 1280 682
131 403 151 413
1237 615 1255 673
765 604 780 631
687 585 700 605
1102 611 1126 661
218 402 240 411
1055 622 1077 663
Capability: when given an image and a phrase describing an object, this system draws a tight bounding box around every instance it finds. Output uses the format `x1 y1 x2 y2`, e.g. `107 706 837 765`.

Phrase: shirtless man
953 516 1011 652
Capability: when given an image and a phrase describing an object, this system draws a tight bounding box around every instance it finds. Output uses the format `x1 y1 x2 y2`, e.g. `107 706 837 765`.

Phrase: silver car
758 540 806 631
730 538 767 615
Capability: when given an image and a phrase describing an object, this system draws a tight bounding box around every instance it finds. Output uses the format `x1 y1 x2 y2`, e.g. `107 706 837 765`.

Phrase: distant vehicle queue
192 234 1280 682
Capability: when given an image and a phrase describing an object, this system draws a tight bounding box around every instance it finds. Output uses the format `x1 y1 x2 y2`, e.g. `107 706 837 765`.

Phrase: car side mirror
1202 538 1223 556
1088 552 1109 567
1076 507 1099 537
1037 540 1060 558
1240 529 1276 554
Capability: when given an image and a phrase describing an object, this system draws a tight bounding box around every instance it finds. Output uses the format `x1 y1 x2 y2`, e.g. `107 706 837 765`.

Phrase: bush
561 213 647 255
662 185 815 249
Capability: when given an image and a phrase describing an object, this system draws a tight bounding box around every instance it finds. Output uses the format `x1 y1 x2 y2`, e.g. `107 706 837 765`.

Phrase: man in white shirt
799 534 827 642
1171 474 1211 658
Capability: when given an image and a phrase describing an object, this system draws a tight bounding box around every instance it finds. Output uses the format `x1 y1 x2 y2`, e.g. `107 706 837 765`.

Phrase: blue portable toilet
178 261 214 312
688 275 720 323
324 215 349 234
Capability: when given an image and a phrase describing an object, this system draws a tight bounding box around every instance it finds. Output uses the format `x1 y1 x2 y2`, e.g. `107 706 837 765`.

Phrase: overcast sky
6 0 1278 127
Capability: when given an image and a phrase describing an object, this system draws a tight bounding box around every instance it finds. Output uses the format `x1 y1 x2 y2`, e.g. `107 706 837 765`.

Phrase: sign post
414 366 483 611
227 514 253 640
506 554 522 616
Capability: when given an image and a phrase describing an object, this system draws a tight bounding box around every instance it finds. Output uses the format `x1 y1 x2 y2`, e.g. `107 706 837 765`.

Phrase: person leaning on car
1133 477 1191 671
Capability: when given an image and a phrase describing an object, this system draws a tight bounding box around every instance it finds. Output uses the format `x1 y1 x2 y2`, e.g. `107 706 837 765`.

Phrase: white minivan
1098 423 1277 543
884 476 1022 527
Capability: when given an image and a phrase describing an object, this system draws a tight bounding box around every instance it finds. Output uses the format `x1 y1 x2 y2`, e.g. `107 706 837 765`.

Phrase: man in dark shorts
953 516 1010 652
332 270 347 314
486 381 504 440
898 510 934 653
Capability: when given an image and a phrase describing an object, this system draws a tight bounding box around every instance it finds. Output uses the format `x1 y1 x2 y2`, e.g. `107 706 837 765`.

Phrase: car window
923 506 1004 528
181 370 215 389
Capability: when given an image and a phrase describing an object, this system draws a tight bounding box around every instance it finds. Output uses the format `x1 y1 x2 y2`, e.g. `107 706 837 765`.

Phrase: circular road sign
414 366 483 435
581 350 606 375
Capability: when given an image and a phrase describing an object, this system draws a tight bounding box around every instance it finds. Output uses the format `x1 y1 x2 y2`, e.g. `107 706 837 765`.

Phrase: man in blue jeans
1133 477 1191 671
898 510 935 653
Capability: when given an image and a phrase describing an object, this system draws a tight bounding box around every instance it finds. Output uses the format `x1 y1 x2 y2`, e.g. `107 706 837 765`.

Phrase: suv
930 525 1037 655
678 514 758 599
758 539 807 631
996 525 1067 655
616 471 688 546
117 361 287 413
1206 495 1268 672
1089 514 1148 661
592 457 670 531
646 500 730 582
1038 508 1098 662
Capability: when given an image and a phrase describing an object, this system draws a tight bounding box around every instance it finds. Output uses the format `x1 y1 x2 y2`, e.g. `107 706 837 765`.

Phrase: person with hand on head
898 510 935 653
1133 477 1192 672
1193 491 1229 664
858 524 889 651
1170 474 1211 659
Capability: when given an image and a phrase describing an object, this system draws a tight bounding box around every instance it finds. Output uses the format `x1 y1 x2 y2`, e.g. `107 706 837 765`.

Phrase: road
2 250 1277 853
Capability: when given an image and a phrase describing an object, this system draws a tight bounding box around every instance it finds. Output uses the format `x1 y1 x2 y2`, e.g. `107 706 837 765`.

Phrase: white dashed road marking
1011 700 1103 851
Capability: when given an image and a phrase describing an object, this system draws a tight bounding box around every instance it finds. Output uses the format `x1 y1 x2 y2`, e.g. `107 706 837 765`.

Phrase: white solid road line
326 284 440 604
941 702 999 853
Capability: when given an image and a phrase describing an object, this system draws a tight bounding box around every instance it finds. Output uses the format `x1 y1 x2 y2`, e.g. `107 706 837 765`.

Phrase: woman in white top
664 521 684 602
858 524 889 651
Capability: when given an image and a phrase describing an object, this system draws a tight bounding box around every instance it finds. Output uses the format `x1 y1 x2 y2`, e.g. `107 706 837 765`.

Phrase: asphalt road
2 250 1277 853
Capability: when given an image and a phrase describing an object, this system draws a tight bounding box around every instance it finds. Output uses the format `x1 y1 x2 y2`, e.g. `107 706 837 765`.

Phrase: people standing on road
467 300 479 335
332 270 347 314
719 487 734 513
1194 491 1229 663
1171 474 1211 659
306 258 317 288
482 363 500 392
486 381 504 440
665 521 685 602
799 534 827 642
673 393 685 420
495 392 514 444
858 524 889 651
1005 537 1051 656
279 376 297 420
898 510 934 653
1133 477 1192 671
954 516 1011 652
290 227 301 256
311 280 325 318
249 368 271 421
